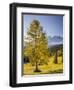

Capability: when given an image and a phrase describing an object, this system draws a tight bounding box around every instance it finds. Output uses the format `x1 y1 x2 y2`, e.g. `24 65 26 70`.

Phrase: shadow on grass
23 69 63 75
48 69 63 74
34 69 63 74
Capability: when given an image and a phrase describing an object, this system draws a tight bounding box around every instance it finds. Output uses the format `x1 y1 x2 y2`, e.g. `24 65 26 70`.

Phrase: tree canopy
24 20 50 71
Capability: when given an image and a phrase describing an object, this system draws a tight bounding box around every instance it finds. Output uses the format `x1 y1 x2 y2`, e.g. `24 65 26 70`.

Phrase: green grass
23 56 63 75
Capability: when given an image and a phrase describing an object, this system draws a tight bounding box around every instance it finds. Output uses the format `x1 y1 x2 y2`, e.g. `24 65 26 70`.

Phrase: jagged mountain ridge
48 36 63 46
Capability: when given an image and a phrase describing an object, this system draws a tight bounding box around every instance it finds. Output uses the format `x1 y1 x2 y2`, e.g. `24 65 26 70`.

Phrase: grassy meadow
23 56 63 75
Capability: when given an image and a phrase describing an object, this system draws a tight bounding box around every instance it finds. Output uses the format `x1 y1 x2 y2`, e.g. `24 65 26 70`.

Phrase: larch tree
24 20 50 72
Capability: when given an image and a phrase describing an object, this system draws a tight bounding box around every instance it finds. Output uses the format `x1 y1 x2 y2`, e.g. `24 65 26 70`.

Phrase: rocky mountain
48 36 63 46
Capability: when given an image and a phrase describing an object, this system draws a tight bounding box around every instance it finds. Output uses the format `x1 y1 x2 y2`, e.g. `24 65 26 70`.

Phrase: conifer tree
24 20 50 72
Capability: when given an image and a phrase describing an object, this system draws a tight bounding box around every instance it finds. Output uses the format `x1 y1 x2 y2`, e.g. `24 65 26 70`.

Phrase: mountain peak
48 36 63 46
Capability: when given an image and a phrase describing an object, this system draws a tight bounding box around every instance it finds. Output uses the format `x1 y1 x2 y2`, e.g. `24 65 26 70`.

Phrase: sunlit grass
23 56 63 75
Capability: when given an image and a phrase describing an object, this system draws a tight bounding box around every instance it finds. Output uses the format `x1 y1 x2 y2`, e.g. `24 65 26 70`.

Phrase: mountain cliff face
48 36 63 46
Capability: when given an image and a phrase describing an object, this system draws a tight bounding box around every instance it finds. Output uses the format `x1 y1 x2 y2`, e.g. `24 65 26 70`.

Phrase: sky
23 14 63 37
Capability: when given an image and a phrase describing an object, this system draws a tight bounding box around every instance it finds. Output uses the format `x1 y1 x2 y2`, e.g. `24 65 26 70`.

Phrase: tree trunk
61 54 63 63
34 60 41 72
54 50 58 64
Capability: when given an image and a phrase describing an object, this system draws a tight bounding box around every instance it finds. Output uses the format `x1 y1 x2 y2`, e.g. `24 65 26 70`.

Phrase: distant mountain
48 36 63 46
50 44 63 53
